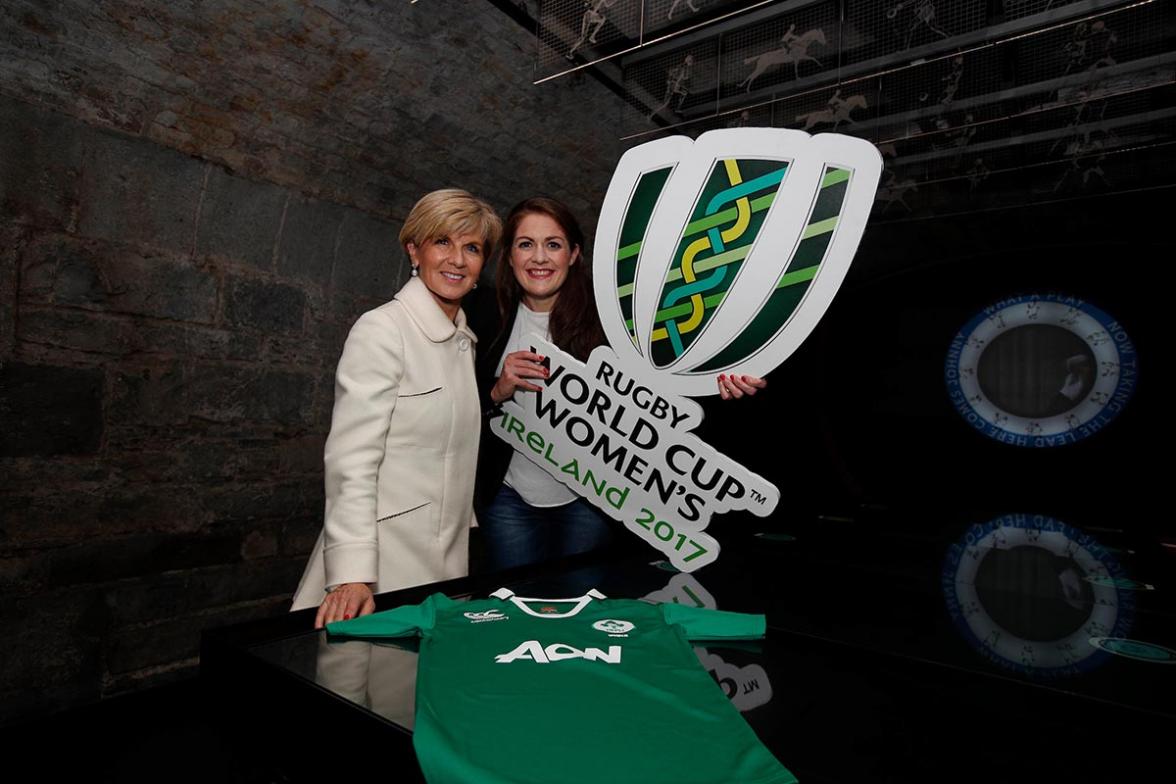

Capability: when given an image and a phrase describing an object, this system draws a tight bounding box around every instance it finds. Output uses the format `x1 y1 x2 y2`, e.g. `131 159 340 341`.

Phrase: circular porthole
942 514 1133 676
945 294 1137 447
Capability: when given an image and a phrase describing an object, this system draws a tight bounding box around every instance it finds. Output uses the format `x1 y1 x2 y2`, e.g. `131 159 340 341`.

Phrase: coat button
458 337 470 351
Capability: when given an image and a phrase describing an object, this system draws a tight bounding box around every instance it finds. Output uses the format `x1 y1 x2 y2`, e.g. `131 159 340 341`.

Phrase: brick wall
0 0 642 724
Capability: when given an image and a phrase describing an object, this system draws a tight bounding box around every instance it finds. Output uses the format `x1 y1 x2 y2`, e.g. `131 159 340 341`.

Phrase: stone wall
0 0 642 724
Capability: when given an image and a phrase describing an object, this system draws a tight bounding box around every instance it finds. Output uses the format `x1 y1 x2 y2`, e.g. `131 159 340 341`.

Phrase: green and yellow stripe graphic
692 165 851 372
614 167 673 347
634 158 791 368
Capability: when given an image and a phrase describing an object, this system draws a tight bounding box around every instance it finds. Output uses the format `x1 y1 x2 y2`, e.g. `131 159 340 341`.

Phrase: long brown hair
496 197 605 361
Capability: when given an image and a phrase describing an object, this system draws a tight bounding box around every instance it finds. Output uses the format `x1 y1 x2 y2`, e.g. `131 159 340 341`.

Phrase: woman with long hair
473 197 764 571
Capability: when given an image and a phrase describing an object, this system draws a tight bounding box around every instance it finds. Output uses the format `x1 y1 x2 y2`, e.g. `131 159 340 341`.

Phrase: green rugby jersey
327 588 796 784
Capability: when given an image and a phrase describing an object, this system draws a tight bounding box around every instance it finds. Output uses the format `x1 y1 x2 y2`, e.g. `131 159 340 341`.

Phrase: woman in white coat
292 189 502 627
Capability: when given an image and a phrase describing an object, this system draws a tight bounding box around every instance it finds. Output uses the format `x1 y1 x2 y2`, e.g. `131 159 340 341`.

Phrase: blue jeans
480 485 615 571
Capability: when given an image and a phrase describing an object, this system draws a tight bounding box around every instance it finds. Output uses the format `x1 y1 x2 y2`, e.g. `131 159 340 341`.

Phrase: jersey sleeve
326 594 437 639
661 602 766 641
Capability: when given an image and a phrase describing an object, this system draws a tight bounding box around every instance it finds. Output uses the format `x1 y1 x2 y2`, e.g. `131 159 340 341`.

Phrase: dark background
2 0 1171 729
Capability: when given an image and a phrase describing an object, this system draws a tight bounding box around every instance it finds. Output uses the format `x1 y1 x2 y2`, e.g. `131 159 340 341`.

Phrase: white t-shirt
496 303 577 507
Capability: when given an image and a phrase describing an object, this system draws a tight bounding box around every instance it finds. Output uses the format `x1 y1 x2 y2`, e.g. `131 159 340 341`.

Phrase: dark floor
4 679 238 782
6 507 1174 782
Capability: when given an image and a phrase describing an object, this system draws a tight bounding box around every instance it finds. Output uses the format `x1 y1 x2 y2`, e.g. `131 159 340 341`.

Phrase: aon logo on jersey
494 640 622 664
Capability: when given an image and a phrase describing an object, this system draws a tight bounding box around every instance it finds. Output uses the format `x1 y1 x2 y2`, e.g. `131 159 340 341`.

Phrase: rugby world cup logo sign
492 129 881 570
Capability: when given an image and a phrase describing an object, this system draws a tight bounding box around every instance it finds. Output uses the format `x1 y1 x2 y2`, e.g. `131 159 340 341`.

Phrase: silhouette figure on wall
795 89 866 130
1053 138 1109 192
875 173 918 213
967 157 990 191
886 0 950 49
918 54 964 109
568 0 620 59
1062 20 1118 76
726 109 752 128
668 0 700 20
738 25 827 90
649 53 695 120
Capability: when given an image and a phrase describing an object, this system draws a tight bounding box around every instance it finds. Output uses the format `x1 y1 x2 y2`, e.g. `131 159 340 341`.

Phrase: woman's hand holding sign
491 350 549 404
717 374 767 400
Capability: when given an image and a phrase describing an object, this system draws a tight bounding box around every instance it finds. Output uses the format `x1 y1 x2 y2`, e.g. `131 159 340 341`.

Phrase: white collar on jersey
491 588 607 619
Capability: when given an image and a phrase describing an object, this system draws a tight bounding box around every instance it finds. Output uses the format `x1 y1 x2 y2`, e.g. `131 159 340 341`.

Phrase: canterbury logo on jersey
494 640 622 664
464 610 507 623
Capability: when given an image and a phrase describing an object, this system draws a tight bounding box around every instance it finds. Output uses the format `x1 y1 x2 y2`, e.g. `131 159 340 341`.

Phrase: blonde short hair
399 188 502 258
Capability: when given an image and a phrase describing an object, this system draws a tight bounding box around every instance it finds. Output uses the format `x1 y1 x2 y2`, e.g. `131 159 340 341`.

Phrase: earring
410 266 419 277
472 281 478 290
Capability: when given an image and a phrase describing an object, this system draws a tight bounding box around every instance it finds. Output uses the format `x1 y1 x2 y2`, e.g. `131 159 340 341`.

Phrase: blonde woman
292 189 502 627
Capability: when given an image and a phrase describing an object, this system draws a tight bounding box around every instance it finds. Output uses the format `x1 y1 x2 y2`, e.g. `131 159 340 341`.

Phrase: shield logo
594 128 882 396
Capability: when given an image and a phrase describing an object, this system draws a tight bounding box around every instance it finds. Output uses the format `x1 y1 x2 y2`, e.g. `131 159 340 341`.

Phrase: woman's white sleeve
321 309 404 588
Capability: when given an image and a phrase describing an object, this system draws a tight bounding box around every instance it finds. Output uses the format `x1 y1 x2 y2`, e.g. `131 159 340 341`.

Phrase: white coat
291 277 480 611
